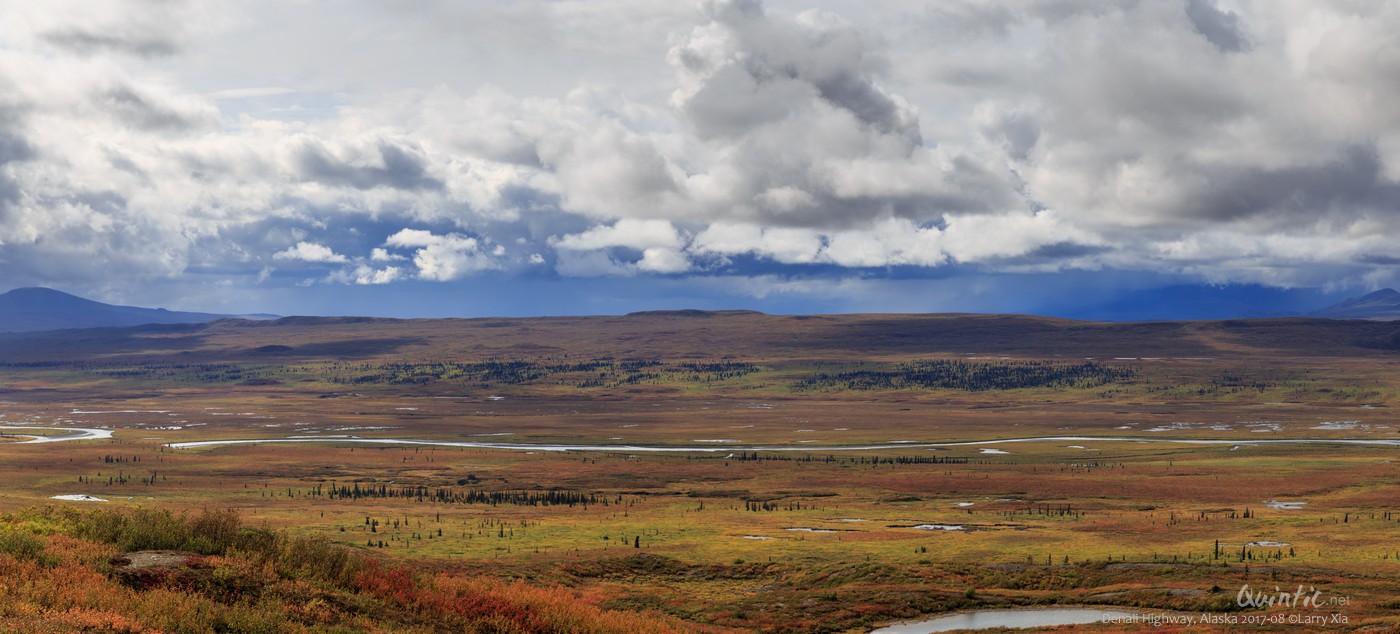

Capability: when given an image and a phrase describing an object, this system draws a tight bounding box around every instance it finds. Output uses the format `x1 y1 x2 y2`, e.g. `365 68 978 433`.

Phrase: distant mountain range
1046 285 1400 322
1057 284 1333 321
1310 288 1400 321
0 285 1396 333
0 287 273 333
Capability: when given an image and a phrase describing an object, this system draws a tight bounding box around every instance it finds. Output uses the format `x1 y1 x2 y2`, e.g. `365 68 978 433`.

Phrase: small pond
869 607 1145 633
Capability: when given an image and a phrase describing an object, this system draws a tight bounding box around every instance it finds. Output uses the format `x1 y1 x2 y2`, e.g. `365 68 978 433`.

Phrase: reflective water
166 434 1400 452
869 607 1144 633
0 426 114 443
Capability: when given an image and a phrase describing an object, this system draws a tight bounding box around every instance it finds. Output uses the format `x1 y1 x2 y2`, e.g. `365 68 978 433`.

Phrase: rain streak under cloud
1 0 1399 315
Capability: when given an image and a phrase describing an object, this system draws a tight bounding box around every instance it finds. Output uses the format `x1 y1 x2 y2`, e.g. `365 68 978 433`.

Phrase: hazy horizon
0 281 1363 323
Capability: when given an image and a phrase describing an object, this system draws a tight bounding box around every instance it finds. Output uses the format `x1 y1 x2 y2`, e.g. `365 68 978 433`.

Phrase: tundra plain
2 312 1400 632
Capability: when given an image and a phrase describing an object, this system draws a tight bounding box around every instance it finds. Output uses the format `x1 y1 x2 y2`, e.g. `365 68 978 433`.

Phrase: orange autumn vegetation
0 507 685 633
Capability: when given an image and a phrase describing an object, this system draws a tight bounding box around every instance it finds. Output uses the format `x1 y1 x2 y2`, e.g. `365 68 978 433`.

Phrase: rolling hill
1 309 1399 365
0 287 263 333
1311 288 1400 320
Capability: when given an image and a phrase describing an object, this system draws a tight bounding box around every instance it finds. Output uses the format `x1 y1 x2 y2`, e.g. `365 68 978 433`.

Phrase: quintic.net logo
1237 584 1349 610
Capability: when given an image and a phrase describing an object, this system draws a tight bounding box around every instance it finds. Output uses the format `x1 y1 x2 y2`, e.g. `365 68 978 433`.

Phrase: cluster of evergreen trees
314 482 606 507
70 362 276 384
332 360 552 385
13 355 1137 393
323 358 756 388
794 359 1135 392
721 452 967 465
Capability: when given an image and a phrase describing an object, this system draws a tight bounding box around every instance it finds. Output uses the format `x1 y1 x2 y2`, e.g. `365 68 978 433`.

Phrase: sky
0 0 1398 317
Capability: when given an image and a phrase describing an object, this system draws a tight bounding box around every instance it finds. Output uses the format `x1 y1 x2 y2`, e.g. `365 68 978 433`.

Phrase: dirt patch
111 550 197 570
109 551 202 589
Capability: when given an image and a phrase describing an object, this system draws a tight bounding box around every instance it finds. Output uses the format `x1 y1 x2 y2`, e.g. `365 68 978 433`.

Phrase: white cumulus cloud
383 228 499 281
272 241 348 264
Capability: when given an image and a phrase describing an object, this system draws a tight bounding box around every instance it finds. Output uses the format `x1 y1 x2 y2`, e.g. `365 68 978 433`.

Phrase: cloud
357 266 403 285
272 241 348 264
690 218 951 268
673 0 919 143
293 138 444 191
3 0 1400 303
1184 0 1249 53
29 0 197 59
370 247 405 262
383 229 446 249
97 83 218 131
665 0 1019 227
692 223 824 265
0 105 33 212
637 247 690 273
206 87 295 100
384 228 500 281
43 29 177 59
324 264 404 286
549 219 691 276
550 219 685 251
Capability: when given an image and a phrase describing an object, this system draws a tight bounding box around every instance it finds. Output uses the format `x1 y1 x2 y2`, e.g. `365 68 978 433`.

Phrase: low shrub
0 527 44 561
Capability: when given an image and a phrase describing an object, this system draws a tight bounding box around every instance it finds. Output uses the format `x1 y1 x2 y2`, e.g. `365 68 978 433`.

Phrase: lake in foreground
869 607 1146 633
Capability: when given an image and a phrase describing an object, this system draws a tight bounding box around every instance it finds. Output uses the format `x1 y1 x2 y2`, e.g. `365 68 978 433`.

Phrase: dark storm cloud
813 71 920 143
0 109 34 165
672 60 809 140
1184 0 1249 53
295 141 445 191
0 106 34 216
665 0 1019 233
1181 145 1400 225
978 109 1040 161
98 85 212 131
0 190 185 285
677 0 920 144
42 29 179 58
37 0 190 59
103 149 148 179
1358 254 1400 266
1023 241 1111 260
496 185 563 217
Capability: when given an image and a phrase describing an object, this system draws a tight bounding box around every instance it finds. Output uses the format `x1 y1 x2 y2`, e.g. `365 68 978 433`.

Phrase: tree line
794 359 1135 392
313 482 608 508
